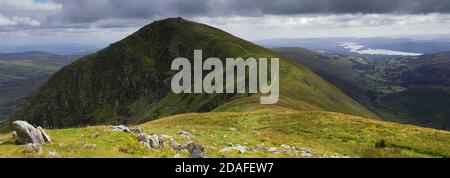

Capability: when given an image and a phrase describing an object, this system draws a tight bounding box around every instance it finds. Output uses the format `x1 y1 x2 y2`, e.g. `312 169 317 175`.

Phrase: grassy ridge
0 110 448 158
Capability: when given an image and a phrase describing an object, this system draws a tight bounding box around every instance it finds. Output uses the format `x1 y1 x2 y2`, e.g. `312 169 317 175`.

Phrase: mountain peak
9 18 376 128
140 17 197 32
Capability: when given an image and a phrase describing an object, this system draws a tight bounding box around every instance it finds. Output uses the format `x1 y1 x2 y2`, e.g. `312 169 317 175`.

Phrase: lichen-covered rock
37 126 52 143
12 121 45 144
137 133 149 143
110 125 132 133
186 143 206 158
255 143 265 150
47 151 60 157
169 139 182 151
25 143 43 155
130 127 144 134
137 134 165 149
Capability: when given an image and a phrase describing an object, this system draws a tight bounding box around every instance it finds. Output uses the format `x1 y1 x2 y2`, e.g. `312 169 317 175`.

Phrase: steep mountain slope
392 52 450 87
0 52 78 121
8 18 376 128
274 47 450 130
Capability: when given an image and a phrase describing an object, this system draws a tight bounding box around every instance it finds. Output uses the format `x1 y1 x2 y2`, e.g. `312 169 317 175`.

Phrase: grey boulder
186 143 206 158
12 121 49 144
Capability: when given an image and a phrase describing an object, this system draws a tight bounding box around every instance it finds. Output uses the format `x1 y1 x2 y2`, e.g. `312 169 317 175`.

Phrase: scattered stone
178 131 190 136
226 143 234 147
173 154 181 158
178 131 191 140
219 147 233 153
130 127 144 134
321 153 350 158
185 143 206 158
37 126 52 143
298 147 313 153
110 125 132 133
83 143 97 149
148 135 161 149
180 135 191 140
255 144 265 150
12 121 45 144
207 146 216 149
148 134 161 149
25 143 43 155
301 152 313 157
181 141 194 149
58 143 65 147
229 127 237 131
267 147 278 153
47 151 60 158
234 145 249 154
137 133 165 149
219 145 249 154
137 133 150 143
169 139 182 150
280 144 292 150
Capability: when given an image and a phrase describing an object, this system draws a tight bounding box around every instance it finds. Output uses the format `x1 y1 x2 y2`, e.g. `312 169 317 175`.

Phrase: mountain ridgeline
8 18 376 128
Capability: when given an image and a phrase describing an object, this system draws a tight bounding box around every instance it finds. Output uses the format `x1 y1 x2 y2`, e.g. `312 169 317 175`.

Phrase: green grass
1 110 448 158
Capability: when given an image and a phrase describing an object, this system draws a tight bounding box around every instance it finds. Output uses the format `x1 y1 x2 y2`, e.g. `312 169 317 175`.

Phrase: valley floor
0 110 449 158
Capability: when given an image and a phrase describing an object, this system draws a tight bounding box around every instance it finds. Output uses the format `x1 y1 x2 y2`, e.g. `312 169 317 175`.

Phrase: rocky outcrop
11 121 51 145
169 139 183 151
185 143 206 158
25 143 43 155
135 131 206 158
37 126 52 143
110 125 132 133
137 133 165 149
178 131 191 140
219 144 249 154
111 125 146 134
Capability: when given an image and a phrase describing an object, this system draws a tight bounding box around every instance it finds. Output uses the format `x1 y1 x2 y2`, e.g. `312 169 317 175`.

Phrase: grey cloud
2 0 450 41
50 0 450 24
2 0 448 29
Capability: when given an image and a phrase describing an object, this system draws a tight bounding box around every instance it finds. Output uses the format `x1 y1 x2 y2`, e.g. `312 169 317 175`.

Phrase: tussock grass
1 110 448 158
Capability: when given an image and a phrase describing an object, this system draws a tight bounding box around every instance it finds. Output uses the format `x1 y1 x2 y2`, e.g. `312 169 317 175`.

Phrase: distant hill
0 44 100 55
392 52 450 87
275 47 450 130
0 52 79 121
8 18 376 128
258 38 450 54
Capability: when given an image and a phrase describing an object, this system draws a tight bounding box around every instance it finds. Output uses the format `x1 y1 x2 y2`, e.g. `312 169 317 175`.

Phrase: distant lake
340 42 423 56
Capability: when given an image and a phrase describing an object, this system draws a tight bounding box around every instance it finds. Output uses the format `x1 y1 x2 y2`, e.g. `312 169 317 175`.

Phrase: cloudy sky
1 0 450 46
